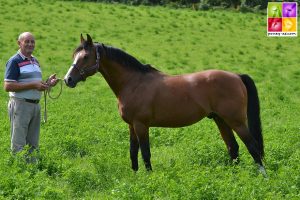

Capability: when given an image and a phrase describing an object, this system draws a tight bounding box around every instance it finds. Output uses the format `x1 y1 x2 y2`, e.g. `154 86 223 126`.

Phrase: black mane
104 45 159 73
74 42 159 73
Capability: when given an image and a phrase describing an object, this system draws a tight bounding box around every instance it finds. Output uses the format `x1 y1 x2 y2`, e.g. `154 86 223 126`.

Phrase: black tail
239 74 264 159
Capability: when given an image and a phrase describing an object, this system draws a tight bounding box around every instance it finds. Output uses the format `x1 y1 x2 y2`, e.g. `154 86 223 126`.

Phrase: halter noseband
72 44 101 81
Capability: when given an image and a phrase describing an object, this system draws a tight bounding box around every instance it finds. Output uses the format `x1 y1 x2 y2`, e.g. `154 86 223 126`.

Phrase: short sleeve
4 58 19 81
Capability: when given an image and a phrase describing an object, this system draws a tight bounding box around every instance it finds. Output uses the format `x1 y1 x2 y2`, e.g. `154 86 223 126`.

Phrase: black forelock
73 41 93 57
73 44 83 57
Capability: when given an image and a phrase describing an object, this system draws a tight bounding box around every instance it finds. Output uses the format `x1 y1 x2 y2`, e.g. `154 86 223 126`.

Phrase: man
4 32 58 153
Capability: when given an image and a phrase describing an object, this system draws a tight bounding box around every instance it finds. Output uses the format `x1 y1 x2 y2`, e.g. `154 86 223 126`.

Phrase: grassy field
0 0 299 199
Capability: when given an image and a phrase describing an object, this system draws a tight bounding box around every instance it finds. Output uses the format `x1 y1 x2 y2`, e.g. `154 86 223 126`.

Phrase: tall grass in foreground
0 0 299 199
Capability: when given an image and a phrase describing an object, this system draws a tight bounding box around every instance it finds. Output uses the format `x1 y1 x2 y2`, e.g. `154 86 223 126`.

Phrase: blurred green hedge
70 0 272 9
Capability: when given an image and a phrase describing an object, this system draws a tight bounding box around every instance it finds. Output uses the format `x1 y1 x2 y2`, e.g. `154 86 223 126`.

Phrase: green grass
0 0 300 199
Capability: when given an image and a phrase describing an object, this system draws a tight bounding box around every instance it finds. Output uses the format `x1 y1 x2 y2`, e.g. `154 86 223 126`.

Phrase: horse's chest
118 101 132 123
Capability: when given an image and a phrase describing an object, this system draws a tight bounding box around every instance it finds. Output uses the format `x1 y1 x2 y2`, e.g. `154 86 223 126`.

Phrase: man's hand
35 81 49 91
47 74 59 86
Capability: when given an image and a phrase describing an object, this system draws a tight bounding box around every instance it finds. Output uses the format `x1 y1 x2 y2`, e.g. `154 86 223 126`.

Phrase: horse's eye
83 55 88 60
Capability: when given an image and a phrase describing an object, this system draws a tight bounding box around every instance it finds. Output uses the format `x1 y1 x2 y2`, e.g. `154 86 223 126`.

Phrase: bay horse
64 34 266 175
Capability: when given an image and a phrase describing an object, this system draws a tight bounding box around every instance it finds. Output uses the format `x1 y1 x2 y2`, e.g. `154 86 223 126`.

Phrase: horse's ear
80 34 85 44
86 34 93 46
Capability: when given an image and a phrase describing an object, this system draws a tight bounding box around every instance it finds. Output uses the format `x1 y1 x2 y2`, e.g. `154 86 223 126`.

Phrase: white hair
18 32 34 41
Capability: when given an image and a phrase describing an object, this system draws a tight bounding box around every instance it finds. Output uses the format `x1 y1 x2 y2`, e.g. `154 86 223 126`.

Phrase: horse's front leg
133 121 152 171
129 124 139 171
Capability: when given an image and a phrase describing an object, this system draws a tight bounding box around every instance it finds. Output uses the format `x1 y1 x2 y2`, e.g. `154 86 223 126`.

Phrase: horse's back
162 69 245 106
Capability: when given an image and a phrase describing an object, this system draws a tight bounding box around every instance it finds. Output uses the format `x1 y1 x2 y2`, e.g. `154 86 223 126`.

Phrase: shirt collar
18 50 34 61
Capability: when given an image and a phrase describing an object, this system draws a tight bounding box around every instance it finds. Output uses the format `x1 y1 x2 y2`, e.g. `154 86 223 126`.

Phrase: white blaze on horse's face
64 66 73 81
73 52 83 65
64 52 82 81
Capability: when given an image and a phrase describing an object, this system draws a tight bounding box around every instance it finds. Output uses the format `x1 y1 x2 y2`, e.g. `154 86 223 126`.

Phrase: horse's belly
150 107 206 128
151 115 205 127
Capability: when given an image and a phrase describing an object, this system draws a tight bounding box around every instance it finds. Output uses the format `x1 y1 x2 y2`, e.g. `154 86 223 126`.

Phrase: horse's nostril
64 76 76 88
67 76 72 83
64 76 72 85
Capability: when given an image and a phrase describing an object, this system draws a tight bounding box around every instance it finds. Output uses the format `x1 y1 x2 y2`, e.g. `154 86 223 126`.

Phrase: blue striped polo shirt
4 51 42 100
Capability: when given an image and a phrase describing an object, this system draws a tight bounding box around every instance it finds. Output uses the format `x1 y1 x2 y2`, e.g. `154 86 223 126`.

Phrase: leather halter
72 44 101 81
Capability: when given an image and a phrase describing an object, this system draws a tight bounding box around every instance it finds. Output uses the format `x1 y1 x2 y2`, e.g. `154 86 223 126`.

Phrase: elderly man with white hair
4 32 58 154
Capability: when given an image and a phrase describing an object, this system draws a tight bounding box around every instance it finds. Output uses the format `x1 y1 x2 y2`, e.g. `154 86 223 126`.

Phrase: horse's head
64 34 100 88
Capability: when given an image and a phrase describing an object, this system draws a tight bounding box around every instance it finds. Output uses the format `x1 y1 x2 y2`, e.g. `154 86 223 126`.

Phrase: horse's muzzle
64 76 76 88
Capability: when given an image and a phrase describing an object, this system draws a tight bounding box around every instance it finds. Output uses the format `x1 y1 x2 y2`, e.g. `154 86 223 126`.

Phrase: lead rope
43 78 63 123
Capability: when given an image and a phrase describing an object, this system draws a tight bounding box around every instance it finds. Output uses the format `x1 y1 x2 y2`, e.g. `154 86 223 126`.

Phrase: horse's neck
100 60 140 97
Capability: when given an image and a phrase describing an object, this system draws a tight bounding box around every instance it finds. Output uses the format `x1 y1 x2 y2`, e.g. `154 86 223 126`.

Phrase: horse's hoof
258 165 268 178
132 166 138 172
146 165 152 172
146 168 152 172
232 158 239 165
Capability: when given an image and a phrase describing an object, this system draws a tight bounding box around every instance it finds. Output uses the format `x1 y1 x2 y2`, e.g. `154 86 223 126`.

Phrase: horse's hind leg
232 125 263 166
129 125 139 171
213 116 239 162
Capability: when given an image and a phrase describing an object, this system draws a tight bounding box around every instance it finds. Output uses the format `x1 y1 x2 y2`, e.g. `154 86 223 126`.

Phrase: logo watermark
267 2 297 37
